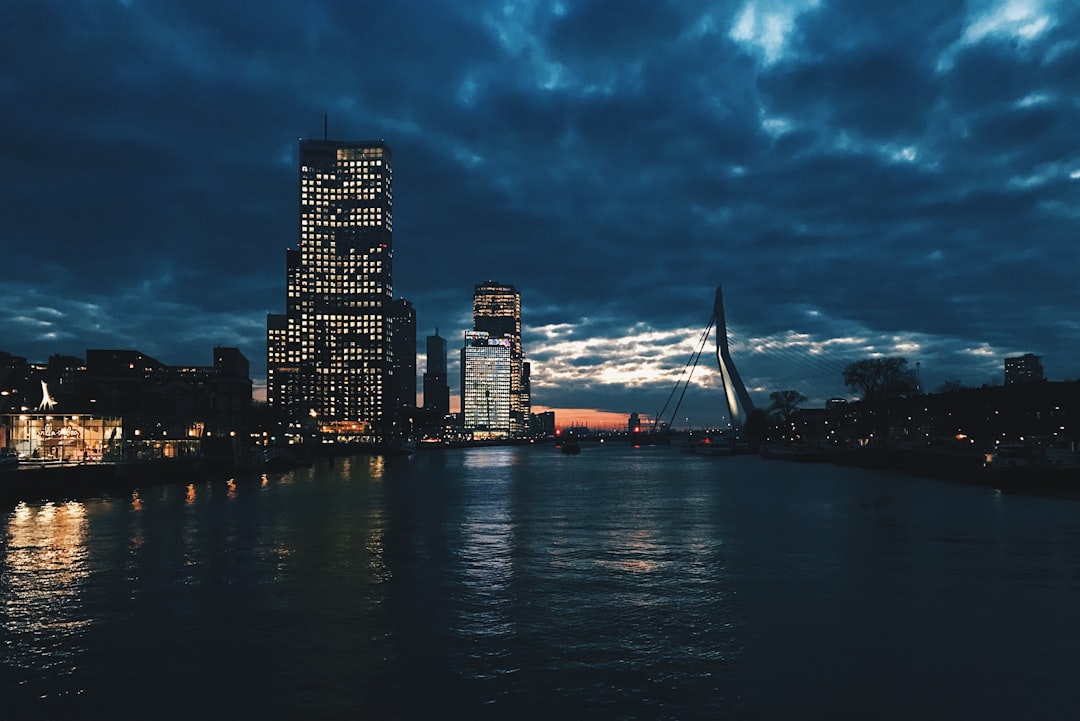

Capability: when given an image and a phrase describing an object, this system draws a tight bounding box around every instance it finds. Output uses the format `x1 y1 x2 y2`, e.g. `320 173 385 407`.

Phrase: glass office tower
461 331 512 439
472 281 528 436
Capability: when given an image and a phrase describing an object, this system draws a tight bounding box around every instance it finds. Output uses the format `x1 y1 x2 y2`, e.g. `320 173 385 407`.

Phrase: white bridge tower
713 286 754 430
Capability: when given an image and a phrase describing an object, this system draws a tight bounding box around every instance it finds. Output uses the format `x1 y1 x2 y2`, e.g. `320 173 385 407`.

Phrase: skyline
4 1 1079 428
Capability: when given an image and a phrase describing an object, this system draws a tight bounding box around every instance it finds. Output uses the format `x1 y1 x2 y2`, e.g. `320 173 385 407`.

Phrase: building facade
472 281 529 437
423 330 450 418
267 138 399 444
461 331 513 439
1 346 252 464
387 297 417 437
1005 353 1044 385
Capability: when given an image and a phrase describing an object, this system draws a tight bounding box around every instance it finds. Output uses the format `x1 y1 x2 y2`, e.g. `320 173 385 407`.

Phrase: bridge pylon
713 286 754 430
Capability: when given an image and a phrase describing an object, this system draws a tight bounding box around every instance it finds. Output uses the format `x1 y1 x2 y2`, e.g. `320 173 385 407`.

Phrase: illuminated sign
464 330 512 347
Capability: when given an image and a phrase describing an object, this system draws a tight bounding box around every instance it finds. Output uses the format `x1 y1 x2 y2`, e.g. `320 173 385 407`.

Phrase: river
3 443 1079 719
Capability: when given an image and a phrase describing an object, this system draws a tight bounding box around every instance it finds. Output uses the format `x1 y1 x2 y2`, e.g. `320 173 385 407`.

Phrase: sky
3 0 1079 429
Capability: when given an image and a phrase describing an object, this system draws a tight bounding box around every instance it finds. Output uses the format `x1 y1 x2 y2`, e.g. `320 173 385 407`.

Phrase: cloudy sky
3 0 1079 427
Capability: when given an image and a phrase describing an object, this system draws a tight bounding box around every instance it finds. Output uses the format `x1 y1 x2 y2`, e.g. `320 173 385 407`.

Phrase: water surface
3 445 1079 719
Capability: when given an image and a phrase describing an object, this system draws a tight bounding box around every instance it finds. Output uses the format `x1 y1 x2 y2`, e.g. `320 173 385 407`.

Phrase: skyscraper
462 330 512 439
423 329 450 418
266 138 396 443
472 281 529 436
387 297 417 435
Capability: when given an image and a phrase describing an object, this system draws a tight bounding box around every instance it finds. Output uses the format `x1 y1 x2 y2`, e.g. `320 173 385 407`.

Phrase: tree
768 390 808 425
743 407 771 448
935 379 967 394
842 358 918 402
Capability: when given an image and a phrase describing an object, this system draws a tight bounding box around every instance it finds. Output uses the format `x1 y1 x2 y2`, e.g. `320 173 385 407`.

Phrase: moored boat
692 433 734 456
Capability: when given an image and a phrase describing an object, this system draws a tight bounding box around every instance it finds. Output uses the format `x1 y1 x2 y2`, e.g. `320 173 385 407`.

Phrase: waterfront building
1005 353 1044 385
387 297 417 437
0 352 30 414
423 330 450 418
0 346 252 464
531 410 555 438
472 281 529 437
266 137 396 444
266 312 288 408
461 331 512 439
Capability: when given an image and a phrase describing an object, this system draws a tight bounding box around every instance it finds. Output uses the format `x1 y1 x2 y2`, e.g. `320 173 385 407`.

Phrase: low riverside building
0 346 251 468
0 413 202 465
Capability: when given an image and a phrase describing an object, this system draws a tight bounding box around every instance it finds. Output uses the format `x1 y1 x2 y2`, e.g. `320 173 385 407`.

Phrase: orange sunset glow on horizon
531 406 638 430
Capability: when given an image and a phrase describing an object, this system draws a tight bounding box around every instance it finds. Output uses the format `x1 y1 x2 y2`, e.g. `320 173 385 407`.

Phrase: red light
555 429 562 436
634 426 641 433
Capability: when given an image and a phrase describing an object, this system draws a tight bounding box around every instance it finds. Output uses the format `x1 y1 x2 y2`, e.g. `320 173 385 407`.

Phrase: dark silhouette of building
388 297 416 437
1005 353 1044 385
2 347 252 466
1 347 251 437
423 329 450 418
81 347 252 437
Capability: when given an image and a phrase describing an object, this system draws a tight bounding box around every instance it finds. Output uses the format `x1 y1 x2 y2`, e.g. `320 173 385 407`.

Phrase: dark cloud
3 0 1080 424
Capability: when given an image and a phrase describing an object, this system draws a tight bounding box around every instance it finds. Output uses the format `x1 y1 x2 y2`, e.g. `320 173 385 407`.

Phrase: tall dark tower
388 298 416 434
423 329 450 418
266 137 394 442
713 286 754 430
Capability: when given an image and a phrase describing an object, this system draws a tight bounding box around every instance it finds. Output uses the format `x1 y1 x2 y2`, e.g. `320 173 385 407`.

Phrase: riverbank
822 446 1080 495
0 457 238 503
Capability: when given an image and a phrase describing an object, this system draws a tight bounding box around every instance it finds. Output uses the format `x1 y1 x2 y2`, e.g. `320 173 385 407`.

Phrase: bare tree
768 390 808 424
842 358 918 402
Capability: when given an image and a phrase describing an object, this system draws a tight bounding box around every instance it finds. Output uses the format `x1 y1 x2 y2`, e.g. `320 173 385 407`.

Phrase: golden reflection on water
2 500 92 670
185 483 197 504
367 455 384 478
130 490 143 512
227 479 237 499
607 529 661 574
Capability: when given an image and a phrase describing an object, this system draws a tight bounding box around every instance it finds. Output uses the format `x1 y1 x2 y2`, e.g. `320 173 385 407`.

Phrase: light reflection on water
2 446 1080 719
2 501 91 694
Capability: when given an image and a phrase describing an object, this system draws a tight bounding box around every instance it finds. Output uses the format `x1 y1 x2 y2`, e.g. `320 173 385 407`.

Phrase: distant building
266 138 396 444
461 331 512 439
266 312 289 408
1005 353 1044 385
423 329 450 418
387 297 417 436
472 281 529 437
531 410 555 438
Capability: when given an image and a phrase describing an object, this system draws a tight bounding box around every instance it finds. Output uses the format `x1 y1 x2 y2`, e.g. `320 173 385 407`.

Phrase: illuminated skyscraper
266 138 395 443
461 331 512 439
472 281 528 436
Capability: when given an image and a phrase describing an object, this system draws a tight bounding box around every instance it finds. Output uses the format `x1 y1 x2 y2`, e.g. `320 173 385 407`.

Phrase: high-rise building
423 329 450 418
266 138 396 443
1005 353 1044 385
472 281 529 436
387 297 417 435
461 331 512 439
